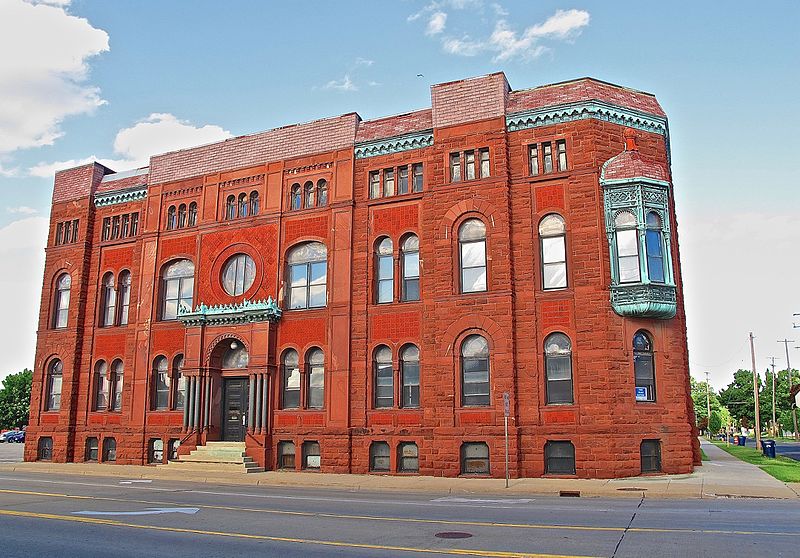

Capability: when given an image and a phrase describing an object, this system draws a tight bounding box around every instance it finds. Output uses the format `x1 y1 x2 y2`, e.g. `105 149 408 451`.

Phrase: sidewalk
1 439 796 500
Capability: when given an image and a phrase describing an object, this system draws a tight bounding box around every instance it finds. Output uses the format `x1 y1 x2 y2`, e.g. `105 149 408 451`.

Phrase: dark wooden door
222 378 249 441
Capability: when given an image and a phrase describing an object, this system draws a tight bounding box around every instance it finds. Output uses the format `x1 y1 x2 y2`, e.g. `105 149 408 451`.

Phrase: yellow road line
0 508 594 558
1 488 798 538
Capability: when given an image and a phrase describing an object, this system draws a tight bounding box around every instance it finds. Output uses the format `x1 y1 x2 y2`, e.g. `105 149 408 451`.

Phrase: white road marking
73 507 199 516
432 497 535 504
119 480 153 484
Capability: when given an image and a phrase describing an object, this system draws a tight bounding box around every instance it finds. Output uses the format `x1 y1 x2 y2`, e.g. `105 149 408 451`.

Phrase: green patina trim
610 284 677 319
178 297 282 327
354 130 434 159
506 100 668 136
94 186 148 207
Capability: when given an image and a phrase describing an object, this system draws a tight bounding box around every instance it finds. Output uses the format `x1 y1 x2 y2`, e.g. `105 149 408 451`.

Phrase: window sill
529 170 571 183
284 205 329 216
366 191 424 206
284 306 328 314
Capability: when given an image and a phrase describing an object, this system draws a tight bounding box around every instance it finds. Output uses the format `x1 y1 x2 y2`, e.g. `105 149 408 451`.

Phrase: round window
221 254 255 296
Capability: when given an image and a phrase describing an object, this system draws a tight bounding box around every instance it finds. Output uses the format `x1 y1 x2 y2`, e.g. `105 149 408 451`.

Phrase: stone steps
161 442 264 474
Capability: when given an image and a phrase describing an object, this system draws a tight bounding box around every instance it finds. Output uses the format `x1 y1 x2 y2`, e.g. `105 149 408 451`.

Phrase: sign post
503 392 510 489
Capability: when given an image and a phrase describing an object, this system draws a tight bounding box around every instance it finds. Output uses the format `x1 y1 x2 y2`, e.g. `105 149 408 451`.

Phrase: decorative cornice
94 186 148 207
506 100 668 136
219 174 264 189
610 284 677 319
286 162 333 175
178 297 283 327
355 130 434 159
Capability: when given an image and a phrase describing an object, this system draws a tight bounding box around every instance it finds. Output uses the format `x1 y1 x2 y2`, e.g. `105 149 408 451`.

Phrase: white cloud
0 0 109 153
426 11 447 35
7 206 38 215
0 163 18 177
442 36 486 57
527 9 591 40
29 113 232 177
355 57 374 67
322 74 358 92
0 216 48 379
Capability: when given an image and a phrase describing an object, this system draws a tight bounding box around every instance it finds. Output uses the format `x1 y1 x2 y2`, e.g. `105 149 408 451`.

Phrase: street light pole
705 370 712 436
750 332 762 448
768 357 778 437
780 335 798 441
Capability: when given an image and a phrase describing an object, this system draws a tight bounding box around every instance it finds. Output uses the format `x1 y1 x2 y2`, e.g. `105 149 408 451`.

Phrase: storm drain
559 490 581 497
435 532 473 539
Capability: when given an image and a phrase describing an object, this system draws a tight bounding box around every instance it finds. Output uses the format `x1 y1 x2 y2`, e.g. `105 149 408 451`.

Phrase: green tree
690 376 727 425
0 369 33 430
718 369 764 426
761 367 795 433
708 410 722 433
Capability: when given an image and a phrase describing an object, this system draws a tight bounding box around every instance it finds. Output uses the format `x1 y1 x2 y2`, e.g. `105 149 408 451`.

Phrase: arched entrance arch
206 336 251 442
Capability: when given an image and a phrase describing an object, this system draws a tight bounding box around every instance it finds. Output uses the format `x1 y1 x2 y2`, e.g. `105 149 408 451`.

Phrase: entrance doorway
222 377 249 441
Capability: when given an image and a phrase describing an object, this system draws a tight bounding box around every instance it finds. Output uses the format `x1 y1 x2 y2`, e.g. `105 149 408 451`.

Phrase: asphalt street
0 468 798 558
744 438 800 461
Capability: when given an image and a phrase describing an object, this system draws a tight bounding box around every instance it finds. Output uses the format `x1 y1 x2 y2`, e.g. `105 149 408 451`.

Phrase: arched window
633 331 656 402
172 354 185 410
94 360 109 411
249 191 260 216
160 259 194 320
400 344 420 408
317 180 328 207
153 356 169 410
37 437 53 461
238 192 248 218
118 271 131 326
370 441 390 472
111 359 123 411
545 441 575 475
85 437 98 461
167 206 177 229
53 273 71 329
101 272 116 327
222 253 256 296
461 442 490 474
544 333 573 404
102 437 116 462
458 219 487 293
539 214 567 290
615 211 640 283
303 181 315 209
46 359 63 411
286 242 327 310
281 349 300 409
307 348 324 409
461 335 490 406
149 438 164 464
375 237 393 304
187 202 198 226
398 442 419 472
222 340 249 369
278 441 295 469
177 204 187 228
401 234 420 302
225 195 236 220
645 212 665 283
373 345 393 408
290 183 302 210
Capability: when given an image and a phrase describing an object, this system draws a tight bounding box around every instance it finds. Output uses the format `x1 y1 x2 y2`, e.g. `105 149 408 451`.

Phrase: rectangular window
376 253 393 304
634 353 656 402
398 442 419 473
62 221 71 244
401 361 420 408
121 214 130 238
370 442 390 472
529 144 539 176
465 150 476 180
556 140 568 171
155 370 170 410
283 366 300 409
130 213 139 236
545 441 575 475
102 438 116 462
383 168 395 197
111 215 121 240
278 441 295 469
369 171 381 199
302 441 320 470
617 229 641 283
412 163 423 192
543 142 553 173
479 148 490 178
645 230 665 283
72 219 79 242
102 218 111 241
461 442 489 475
37 437 53 461
85 437 98 462
641 440 662 473
541 236 567 290
55 223 64 245
449 153 461 182
374 361 393 408
149 438 164 464
398 165 409 195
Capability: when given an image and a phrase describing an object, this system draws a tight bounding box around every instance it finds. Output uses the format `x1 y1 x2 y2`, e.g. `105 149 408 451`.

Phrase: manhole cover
435 532 473 539
617 487 647 491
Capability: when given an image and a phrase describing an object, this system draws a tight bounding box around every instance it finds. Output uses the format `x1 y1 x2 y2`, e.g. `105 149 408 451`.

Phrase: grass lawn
711 441 800 483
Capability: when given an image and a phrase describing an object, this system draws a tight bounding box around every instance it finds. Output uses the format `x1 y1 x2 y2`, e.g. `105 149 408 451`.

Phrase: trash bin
761 440 776 459
738 436 746 446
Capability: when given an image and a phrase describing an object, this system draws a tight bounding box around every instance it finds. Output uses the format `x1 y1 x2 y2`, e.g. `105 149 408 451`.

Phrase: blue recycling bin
761 440 776 459
738 435 747 446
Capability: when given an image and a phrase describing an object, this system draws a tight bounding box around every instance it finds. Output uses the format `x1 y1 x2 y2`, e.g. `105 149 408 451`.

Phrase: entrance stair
160 442 263 474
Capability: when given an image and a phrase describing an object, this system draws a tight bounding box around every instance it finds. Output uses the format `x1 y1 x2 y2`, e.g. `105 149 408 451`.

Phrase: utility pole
768 357 778 437
779 336 798 441
750 332 762 448
705 370 712 436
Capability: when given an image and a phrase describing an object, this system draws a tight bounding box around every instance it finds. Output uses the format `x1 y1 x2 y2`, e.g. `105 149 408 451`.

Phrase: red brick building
26 72 700 478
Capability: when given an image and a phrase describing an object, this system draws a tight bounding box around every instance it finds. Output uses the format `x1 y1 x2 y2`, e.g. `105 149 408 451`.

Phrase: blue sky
1 0 799 388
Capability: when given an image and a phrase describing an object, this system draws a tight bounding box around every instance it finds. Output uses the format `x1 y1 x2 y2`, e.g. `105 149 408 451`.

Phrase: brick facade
27 73 700 478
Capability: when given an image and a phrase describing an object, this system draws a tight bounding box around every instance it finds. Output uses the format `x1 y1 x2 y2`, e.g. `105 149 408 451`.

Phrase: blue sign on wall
635 387 648 401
